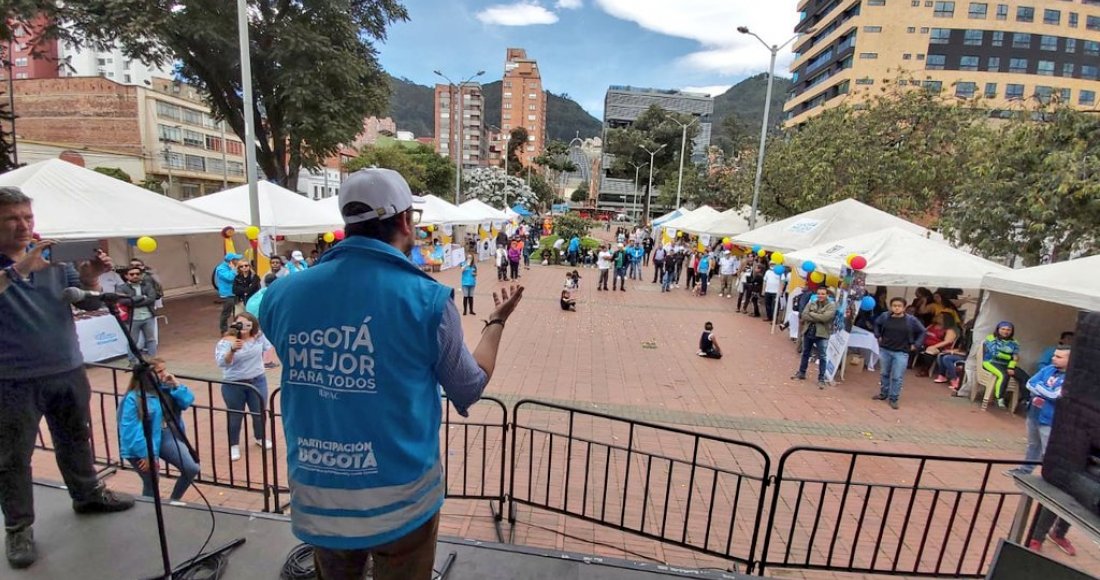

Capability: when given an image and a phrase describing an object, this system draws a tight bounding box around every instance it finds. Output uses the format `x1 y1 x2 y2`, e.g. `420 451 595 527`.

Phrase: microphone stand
102 296 245 579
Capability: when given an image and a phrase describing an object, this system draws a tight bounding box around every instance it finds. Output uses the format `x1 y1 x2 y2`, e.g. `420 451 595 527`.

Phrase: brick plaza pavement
29 242 1099 577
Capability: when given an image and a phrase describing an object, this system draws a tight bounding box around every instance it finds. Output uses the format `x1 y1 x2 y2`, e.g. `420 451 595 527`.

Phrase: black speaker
1043 311 1100 514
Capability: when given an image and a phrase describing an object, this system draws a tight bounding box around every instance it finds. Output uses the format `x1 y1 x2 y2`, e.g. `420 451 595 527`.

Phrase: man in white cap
259 168 524 580
286 249 310 274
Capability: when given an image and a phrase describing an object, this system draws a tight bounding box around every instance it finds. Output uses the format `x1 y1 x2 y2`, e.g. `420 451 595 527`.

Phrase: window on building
502 92 512 98
96 57 113 66
1063 63 1075 76
123 74 131 84
1005 83 1025 99
1065 39 1077 53
1040 35 1057 51
1086 41 1100 56
903 53 913 59
1068 12 1078 28
867 0 885 5
1037 60 1055 75
227 161 244 176
1058 88 1070 103
917 53 926 60
1016 6 1034 22
526 145 535 152
1080 90 1096 106
920 26 930 33
1034 85 1053 104
528 104 536 110
987 56 1001 71
933 1 955 17
1043 9 1060 25
984 82 997 98
968 2 987 18
207 157 224 174
859 52 879 59
182 109 202 125
225 141 243 156
1012 33 1031 48
907 26 917 32
205 136 222 151
960 55 980 70
1082 65 1100 80
991 31 1004 46
1088 16 1100 31
955 82 977 98
184 154 205 172
158 124 182 143
528 93 537 99
14 73 27 79
13 57 28 67
183 129 203 148
927 54 947 69
923 80 943 92
995 3 1008 20
1008 58 1028 73
164 151 184 169
930 28 951 43
855 77 875 85
156 101 181 120
964 30 983 45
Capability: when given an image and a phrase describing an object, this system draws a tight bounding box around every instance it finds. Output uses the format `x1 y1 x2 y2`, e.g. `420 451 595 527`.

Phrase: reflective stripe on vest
293 474 443 539
292 462 442 512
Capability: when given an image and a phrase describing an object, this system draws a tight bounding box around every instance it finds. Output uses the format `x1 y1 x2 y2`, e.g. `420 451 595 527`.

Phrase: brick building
500 48 547 167
434 82 486 169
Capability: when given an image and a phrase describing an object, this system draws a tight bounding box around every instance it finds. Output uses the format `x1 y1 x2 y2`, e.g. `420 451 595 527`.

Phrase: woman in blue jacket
118 358 200 503
460 254 477 316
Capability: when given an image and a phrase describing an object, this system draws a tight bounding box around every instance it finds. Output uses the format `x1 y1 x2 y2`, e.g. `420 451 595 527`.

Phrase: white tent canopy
980 254 1100 312
0 159 243 238
459 199 509 222
661 206 721 233
785 227 1009 288
652 207 688 227
679 206 755 237
419 195 484 226
185 181 342 235
732 198 933 253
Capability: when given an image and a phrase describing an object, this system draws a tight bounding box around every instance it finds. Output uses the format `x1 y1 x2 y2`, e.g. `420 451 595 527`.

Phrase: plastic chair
972 344 1020 412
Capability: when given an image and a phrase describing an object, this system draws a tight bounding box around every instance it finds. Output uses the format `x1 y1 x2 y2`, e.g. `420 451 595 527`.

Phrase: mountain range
384 73 791 149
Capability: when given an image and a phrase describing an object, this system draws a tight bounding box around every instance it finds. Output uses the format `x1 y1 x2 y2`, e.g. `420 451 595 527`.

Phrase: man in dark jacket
792 286 837 388
115 265 162 361
872 297 927 409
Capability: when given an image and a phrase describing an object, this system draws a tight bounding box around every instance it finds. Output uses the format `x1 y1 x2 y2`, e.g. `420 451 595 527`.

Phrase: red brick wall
12 77 143 157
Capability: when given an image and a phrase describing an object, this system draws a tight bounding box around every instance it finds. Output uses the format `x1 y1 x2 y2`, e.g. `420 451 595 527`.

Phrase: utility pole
670 116 699 208
639 143 666 225
238 0 261 228
162 144 174 196
630 161 647 222
219 120 229 188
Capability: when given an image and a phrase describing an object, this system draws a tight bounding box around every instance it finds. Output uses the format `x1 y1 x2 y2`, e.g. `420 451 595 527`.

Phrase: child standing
697 322 723 359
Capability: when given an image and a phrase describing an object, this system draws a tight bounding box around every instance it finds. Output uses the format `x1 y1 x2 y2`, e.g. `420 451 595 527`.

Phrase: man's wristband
4 265 28 283
482 319 505 332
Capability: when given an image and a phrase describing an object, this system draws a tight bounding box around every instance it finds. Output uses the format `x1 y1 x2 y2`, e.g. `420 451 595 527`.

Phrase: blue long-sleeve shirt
118 382 195 459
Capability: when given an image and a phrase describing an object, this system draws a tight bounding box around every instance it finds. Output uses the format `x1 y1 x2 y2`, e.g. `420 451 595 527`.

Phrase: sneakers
5 528 35 569
1049 533 1077 556
933 375 948 383
254 438 273 450
72 486 135 515
791 373 806 381
1028 539 1043 552
697 351 706 357
230 445 241 461
949 378 960 390
817 380 828 390
889 400 900 410
872 393 888 401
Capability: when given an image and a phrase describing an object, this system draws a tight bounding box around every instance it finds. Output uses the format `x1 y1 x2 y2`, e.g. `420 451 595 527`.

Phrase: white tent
0 158 243 238
679 206 755 237
652 207 688 227
961 255 1100 397
419 195 484 226
185 181 341 235
459 199 509 222
661 206 721 233
732 198 933 253
785 227 1009 288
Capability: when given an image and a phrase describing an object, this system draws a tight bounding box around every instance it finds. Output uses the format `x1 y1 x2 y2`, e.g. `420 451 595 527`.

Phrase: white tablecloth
847 327 880 371
75 313 129 362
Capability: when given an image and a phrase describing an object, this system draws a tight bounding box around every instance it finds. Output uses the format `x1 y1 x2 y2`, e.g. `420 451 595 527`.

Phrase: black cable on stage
281 544 315 580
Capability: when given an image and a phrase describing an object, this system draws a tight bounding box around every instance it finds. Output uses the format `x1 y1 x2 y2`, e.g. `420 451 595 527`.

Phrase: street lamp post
737 26 811 230
238 0 261 228
638 143 667 225
434 69 485 204
669 116 699 209
630 162 647 221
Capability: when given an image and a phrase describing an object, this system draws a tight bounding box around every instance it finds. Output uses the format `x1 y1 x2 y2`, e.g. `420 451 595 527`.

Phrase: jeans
128 316 159 363
221 375 267 446
628 261 640 280
798 333 829 381
698 272 709 295
1020 414 1050 474
522 252 530 267
219 298 236 334
313 513 440 580
1030 508 1071 543
129 428 201 501
662 269 673 292
879 349 910 402
764 292 777 321
0 368 100 531
497 265 507 281
686 268 696 289
598 269 610 290
613 267 627 289
936 353 966 380
509 261 519 280
568 250 578 267
643 250 651 267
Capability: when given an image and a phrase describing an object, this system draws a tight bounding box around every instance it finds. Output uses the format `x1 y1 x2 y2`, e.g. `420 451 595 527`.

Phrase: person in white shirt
495 246 508 281
717 252 740 298
762 266 784 322
596 245 613 291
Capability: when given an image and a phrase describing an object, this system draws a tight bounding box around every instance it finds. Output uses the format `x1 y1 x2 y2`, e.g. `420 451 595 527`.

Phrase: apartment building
499 48 547 167
434 82 487 169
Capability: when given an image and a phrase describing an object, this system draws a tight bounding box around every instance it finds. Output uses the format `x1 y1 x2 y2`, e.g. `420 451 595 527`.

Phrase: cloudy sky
377 1 801 117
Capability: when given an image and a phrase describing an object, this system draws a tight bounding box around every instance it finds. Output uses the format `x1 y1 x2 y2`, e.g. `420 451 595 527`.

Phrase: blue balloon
752 244 762 254
860 295 876 312
802 260 816 274
773 264 786 274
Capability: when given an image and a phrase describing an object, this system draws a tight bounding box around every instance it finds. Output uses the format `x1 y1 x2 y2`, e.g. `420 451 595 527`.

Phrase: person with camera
214 312 273 462
260 168 524 580
118 357 200 505
0 187 135 570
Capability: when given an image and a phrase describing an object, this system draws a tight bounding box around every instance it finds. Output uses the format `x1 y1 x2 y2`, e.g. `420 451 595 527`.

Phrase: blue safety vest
260 237 451 550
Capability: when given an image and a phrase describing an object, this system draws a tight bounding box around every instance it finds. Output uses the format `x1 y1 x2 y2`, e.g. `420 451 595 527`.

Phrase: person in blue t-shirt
260 169 525 580
460 255 477 316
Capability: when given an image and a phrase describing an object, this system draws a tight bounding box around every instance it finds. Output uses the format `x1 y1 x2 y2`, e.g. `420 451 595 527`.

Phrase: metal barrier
508 399 772 570
758 446 1036 577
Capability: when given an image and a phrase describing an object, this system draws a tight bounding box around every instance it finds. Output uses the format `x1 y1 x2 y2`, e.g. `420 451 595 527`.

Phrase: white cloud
476 2 559 26
556 0 583 8
593 0 801 74
681 84 732 97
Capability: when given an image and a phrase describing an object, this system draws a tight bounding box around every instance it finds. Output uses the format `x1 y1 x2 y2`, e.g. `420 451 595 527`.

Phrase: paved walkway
29 236 1099 577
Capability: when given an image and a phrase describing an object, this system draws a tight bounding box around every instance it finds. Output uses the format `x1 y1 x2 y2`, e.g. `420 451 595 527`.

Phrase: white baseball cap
339 168 424 224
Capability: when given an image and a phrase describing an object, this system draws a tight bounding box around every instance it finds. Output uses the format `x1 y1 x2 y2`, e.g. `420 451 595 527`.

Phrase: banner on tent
787 219 822 235
700 234 711 247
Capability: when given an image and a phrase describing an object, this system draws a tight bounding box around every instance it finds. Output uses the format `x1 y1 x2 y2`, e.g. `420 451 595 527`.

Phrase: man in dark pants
0 187 135 570
792 287 836 388
651 244 665 283
642 236 654 267
872 297 927 410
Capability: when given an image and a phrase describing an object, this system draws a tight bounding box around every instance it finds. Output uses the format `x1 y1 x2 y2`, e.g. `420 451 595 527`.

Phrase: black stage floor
20 482 759 579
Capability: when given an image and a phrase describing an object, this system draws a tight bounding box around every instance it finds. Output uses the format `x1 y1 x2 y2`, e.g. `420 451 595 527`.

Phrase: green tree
941 106 1100 265
506 127 528 175
93 166 133 183
570 179 589 202
44 1 407 190
0 99 16 173
462 167 537 208
553 213 594 242
345 142 455 197
527 172 555 212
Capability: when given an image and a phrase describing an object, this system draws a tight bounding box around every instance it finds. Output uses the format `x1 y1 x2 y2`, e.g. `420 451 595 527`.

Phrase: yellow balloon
810 271 825 283
757 249 766 257
427 225 435 233
722 237 731 244
322 232 335 243
846 253 857 266
136 236 157 253
244 225 260 241
770 251 785 265
697 242 705 252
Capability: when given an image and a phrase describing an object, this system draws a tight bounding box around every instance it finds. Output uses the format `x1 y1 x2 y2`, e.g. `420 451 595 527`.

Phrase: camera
229 322 245 331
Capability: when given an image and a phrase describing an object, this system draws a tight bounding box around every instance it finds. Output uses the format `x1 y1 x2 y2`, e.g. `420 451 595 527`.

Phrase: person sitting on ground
982 321 1031 409
697 321 722 359
560 289 576 311
915 313 960 377
117 357 200 505
1036 331 1074 371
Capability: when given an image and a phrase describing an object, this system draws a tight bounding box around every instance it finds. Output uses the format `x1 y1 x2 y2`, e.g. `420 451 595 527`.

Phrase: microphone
62 287 132 304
